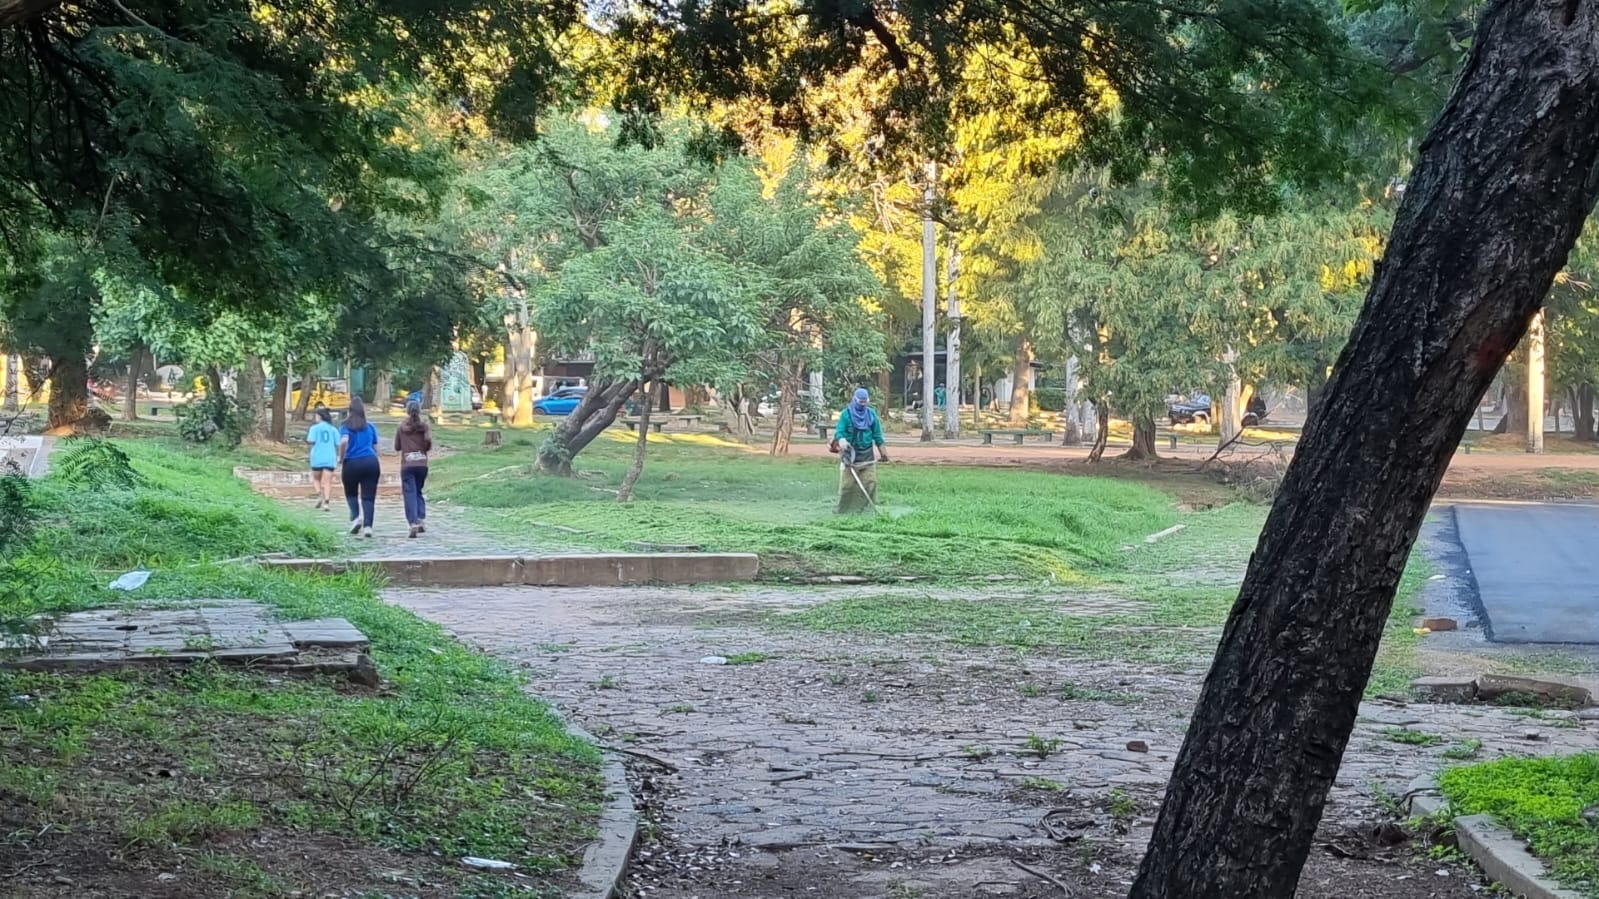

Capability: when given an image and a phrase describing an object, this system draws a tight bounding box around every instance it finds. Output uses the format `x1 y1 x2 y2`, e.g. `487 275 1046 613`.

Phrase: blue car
534 386 587 416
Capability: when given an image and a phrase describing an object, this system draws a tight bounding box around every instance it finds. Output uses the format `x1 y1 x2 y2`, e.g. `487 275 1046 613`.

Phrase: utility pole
944 246 962 438
1528 309 1546 454
920 161 937 441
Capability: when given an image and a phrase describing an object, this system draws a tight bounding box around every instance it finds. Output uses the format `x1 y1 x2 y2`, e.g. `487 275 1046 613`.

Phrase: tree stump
484 429 502 447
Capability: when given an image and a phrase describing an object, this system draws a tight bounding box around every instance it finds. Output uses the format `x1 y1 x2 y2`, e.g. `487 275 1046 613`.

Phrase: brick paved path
386 584 1599 899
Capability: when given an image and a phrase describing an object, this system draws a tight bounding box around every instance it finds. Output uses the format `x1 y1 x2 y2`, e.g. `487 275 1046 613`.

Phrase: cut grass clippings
1439 753 1599 898
0 442 601 897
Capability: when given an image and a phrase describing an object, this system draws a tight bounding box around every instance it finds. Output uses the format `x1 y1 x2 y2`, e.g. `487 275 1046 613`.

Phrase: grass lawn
1438 753 1599 897
0 441 600 898
427 424 1421 689
432 426 1182 581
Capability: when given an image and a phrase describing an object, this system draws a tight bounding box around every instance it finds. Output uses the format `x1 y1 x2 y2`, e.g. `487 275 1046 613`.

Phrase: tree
0 0 577 428
532 207 761 482
703 148 887 454
1129 1 1599 893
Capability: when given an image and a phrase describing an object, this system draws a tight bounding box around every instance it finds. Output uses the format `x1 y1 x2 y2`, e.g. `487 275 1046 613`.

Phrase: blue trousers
401 466 429 525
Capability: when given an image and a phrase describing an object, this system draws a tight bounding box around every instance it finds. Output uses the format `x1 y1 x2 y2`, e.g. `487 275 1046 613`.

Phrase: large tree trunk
1123 414 1159 461
122 344 145 422
1576 383 1594 440
1493 381 1528 434
536 378 640 475
292 365 316 421
770 362 803 456
617 384 655 502
506 312 536 428
1007 338 1033 426
1086 398 1110 462
724 383 755 442
46 354 88 433
3 355 20 413
240 355 267 436
1131 4 1599 896
269 361 289 442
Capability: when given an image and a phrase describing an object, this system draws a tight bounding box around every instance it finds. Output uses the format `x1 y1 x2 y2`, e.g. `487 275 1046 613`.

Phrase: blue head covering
848 388 873 430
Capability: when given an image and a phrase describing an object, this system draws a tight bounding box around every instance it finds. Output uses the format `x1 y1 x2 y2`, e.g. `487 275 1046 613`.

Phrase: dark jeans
401 466 429 525
342 455 380 527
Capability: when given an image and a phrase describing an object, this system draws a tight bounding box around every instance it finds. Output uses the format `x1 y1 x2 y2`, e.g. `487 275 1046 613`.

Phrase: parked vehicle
533 386 587 416
291 378 351 411
1167 393 1212 425
1241 394 1268 428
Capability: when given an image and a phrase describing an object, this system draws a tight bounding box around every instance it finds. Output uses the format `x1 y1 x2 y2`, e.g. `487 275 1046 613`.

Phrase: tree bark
269 361 289 442
46 354 88 433
2 355 19 413
770 362 803 456
724 383 755 441
239 355 266 436
1086 398 1110 462
372 370 392 416
1493 381 1528 434
1131 3 1599 896
536 378 640 475
1577 383 1595 440
122 344 145 422
1007 337 1033 426
293 365 316 422
506 308 536 428
1123 415 1159 461
0 0 61 29
617 383 655 502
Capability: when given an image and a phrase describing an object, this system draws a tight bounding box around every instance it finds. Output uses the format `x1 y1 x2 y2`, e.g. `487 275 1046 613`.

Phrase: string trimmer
838 443 880 515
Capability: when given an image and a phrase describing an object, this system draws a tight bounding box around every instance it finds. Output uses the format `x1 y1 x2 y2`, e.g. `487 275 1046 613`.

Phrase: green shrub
175 393 246 447
1032 387 1066 411
0 473 35 556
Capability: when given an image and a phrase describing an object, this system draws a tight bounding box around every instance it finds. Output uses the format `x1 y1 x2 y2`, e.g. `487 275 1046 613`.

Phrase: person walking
395 400 432 539
829 387 889 514
306 407 339 510
338 396 381 538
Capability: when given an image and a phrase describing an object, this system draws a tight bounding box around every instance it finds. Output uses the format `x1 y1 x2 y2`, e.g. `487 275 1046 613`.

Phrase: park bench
980 428 1055 445
662 413 704 428
815 421 833 439
623 418 665 433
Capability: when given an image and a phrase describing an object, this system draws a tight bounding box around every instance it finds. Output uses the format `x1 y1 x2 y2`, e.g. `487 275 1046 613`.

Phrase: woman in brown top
395 401 433 538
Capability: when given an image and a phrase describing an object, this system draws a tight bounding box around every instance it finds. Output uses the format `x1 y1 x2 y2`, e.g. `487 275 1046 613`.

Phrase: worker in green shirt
829 387 890 513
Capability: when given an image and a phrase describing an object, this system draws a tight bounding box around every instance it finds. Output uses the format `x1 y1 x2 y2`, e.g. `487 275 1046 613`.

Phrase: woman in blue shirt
306 408 340 510
338 396 381 537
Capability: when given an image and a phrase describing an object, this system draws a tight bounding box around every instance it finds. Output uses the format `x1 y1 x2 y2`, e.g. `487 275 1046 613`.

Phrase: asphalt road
1453 503 1599 644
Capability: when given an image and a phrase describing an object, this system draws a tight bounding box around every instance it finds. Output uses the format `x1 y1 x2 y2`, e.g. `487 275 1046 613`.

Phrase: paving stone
381 583 1599 884
280 618 370 649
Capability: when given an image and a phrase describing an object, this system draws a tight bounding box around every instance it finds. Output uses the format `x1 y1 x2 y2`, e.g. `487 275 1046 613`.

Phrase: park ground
2 413 1598 897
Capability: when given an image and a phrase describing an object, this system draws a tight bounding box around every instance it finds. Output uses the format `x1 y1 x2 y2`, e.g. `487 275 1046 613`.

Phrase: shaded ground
387 584 1599 899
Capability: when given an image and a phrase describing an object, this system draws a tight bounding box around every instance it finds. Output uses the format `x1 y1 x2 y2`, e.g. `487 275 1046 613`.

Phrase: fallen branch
598 743 679 773
1012 860 1073 896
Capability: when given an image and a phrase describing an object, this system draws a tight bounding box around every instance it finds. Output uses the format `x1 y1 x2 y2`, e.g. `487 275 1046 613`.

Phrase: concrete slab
1453 504 1599 644
263 553 762 587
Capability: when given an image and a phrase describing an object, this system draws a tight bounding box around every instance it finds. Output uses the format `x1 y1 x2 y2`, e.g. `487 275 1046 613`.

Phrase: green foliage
54 438 143 491
1031 388 1066 412
175 393 247 448
0 441 601 884
1439 754 1599 896
0 473 35 557
1381 727 1443 746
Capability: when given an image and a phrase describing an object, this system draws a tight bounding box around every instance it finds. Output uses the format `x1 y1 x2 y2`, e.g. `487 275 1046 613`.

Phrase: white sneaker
349 519 362 535
361 527 373 539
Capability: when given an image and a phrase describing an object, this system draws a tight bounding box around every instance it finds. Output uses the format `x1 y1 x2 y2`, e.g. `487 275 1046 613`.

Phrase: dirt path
386 584 1599 899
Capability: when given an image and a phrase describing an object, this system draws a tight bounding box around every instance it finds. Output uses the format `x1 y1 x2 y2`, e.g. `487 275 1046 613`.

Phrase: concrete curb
262 552 762 587
1405 776 1583 899
566 722 639 899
